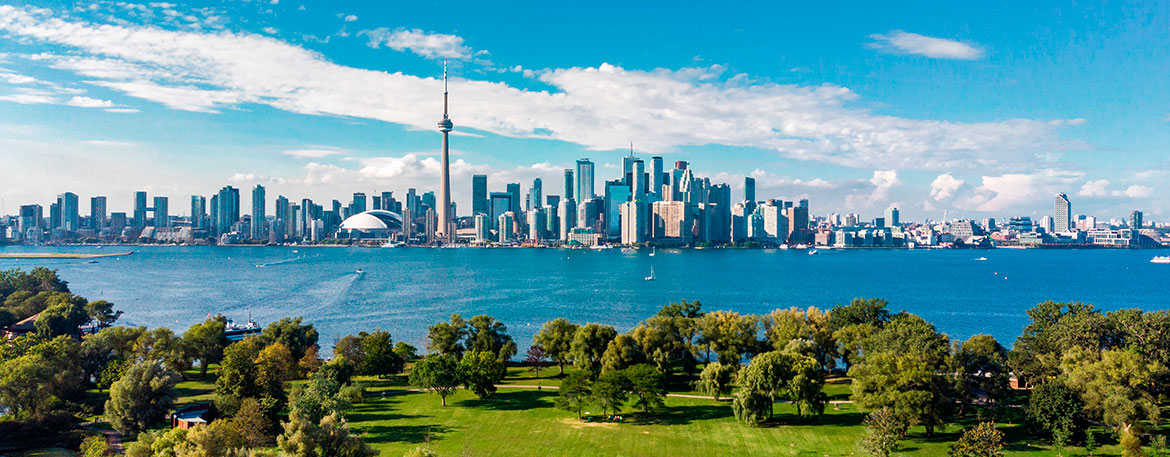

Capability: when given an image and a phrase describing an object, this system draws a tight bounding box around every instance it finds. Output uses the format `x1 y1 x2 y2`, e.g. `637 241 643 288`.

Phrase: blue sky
0 0 1167 221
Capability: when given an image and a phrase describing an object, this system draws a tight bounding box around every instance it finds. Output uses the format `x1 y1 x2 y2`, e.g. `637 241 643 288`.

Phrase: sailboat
649 247 656 257
644 266 656 281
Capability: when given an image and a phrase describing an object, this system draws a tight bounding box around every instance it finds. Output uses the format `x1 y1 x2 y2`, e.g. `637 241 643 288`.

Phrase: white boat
808 249 818 255
778 245 790 250
380 241 404 248
1151 256 1170 264
644 266 655 281
975 257 988 261
649 248 656 257
355 268 365 274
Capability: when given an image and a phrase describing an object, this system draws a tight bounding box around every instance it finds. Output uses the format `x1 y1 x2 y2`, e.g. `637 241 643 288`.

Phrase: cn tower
436 60 454 242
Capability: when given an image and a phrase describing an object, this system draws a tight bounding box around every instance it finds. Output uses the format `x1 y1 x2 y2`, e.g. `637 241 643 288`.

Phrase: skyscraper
1054 193 1072 232
884 207 900 227
215 186 240 235
351 193 367 215
651 156 664 198
90 196 107 231
251 185 266 240
576 158 594 201
191 195 206 231
489 192 511 230
528 178 543 212
275 195 290 240
472 174 489 216
744 177 756 204
506 183 521 215
1131 210 1144 230
153 196 169 228
57 192 79 232
436 60 454 242
133 191 148 228
563 169 574 201
631 159 646 199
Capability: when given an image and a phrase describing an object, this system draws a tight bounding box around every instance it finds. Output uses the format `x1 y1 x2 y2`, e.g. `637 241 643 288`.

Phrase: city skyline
2 2 1169 220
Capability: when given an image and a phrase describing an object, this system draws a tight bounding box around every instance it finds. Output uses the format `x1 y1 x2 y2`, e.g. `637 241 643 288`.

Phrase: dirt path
374 384 854 404
82 422 125 455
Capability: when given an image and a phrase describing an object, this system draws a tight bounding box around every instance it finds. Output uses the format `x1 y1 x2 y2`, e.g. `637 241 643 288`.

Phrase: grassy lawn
16 449 77 457
347 386 1131 457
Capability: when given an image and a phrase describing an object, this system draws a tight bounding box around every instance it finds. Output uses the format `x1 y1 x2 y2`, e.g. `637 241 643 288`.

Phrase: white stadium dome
338 210 403 239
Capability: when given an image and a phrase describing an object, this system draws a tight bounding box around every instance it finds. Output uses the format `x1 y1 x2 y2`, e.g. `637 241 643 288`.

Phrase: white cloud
1078 179 1111 197
359 27 472 60
343 14 357 22
963 169 1083 212
1123 185 1154 198
65 95 114 108
1076 179 1155 199
0 6 1083 174
262 26 278 35
845 170 899 207
81 139 136 146
929 173 964 200
283 148 342 159
868 30 985 60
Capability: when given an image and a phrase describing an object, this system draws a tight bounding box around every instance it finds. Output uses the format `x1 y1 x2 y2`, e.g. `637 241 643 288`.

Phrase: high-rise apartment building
472 175 489 216
152 196 169 228
576 158 594 201
251 185 266 240
191 195 206 231
563 169 574 201
1054 193 1072 232
90 196 107 231
528 178 543 212
133 191 148 228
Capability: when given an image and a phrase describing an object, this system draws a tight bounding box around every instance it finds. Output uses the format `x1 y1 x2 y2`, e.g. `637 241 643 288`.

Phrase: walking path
372 383 854 404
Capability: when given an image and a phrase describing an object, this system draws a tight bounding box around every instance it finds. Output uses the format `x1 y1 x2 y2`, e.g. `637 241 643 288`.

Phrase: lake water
1 245 1167 352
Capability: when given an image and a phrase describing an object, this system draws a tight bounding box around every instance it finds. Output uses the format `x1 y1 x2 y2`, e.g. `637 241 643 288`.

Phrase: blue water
1 245 1167 352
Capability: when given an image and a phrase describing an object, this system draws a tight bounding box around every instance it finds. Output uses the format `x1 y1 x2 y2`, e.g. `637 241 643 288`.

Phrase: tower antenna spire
442 58 449 118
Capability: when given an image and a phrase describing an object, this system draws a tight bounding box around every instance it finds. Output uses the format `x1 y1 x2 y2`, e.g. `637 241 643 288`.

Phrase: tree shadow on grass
361 424 457 445
458 389 555 411
639 404 732 426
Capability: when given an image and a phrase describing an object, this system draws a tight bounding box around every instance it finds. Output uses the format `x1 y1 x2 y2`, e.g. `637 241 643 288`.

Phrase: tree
949 422 1005 457
1026 380 1085 444
859 407 907 457
731 390 771 427
467 314 517 361
280 412 375 457
1061 347 1165 456
555 370 593 419
393 341 418 361
570 323 617 377
80 434 111 457
785 352 828 417
625 364 666 413
697 310 757 364
763 306 835 371
849 313 953 436
262 317 319 362
175 420 247 456
361 330 405 378
84 300 121 328
257 342 297 388
697 362 735 400
80 325 145 389
333 334 366 367
737 351 794 419
601 333 645 372
34 295 88 337
215 336 284 417
231 397 274 448
525 345 548 379
183 315 228 378
535 318 579 375
426 314 468 357
0 335 83 419
828 297 891 331
299 344 324 375
409 354 461 406
1008 301 1107 387
954 334 1009 409
459 350 506 398
136 327 189 373
592 369 630 416
104 361 181 434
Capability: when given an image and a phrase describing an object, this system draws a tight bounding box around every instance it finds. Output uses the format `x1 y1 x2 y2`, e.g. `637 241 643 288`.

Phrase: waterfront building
631 159 646 200
885 207 900 227
651 200 691 244
730 203 748 243
563 169 574 201
133 191 148 229
489 192 511 230
1131 210 1144 229
109 212 126 236
425 207 437 243
620 200 647 245
506 183 521 215
707 184 732 243
747 210 765 240
622 151 637 186
18 204 42 236
498 211 515 242
472 175 488 216
527 207 547 241
338 210 403 240
651 156 664 198
761 201 789 243
1055 193 1072 232
190 196 206 231
786 205 809 243
566 227 600 246
56 192 79 232
528 178 543 212
90 196 107 231
351 193 367 216
576 158 595 201
558 198 576 241
604 180 631 239
474 214 489 242
744 176 756 206
251 185 266 240
153 196 169 228
577 197 603 231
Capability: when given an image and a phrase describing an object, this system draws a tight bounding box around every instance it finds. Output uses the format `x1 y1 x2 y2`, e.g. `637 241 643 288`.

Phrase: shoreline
0 251 134 259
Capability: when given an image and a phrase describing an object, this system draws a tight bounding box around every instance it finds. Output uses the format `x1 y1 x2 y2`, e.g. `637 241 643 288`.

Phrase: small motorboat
1151 256 1170 264
808 249 818 255
355 268 365 274
975 257 988 261
644 266 655 281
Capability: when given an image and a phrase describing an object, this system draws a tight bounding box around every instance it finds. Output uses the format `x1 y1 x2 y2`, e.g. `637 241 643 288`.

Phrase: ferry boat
224 318 262 342
1151 256 1170 264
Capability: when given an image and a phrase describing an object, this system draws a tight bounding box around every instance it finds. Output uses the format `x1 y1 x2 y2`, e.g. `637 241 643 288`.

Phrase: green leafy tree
80 325 145 388
34 294 88 337
459 350 506 398
785 351 828 417
104 361 181 434
953 334 1009 409
1026 380 1085 446
0 335 83 418
1008 301 1107 387
174 420 247 456
697 361 736 400
1061 347 1165 457
84 300 121 327
467 314 517 361
763 306 835 371
183 315 228 378
231 396 274 448
426 314 468 357
135 327 189 373
570 323 617 377
280 412 374 457
393 341 418 361
556 370 593 418
215 336 285 417
535 318 579 375
731 390 771 427
333 334 366 367
737 351 793 419
948 422 1005 457
601 333 645 372
849 313 953 436
859 406 907 457
696 310 757 364
833 322 881 371
625 364 666 413
361 330 405 378
592 369 630 416
261 317 319 361
80 435 111 457
828 297 891 330
409 353 461 406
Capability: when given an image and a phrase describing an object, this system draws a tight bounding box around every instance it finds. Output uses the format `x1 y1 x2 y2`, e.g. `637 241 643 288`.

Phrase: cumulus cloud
1123 185 1154 198
929 173 964 200
0 6 1084 174
963 169 1083 212
1079 179 1155 198
283 148 342 159
65 95 114 107
1078 179 1111 197
359 27 472 60
868 30 985 60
